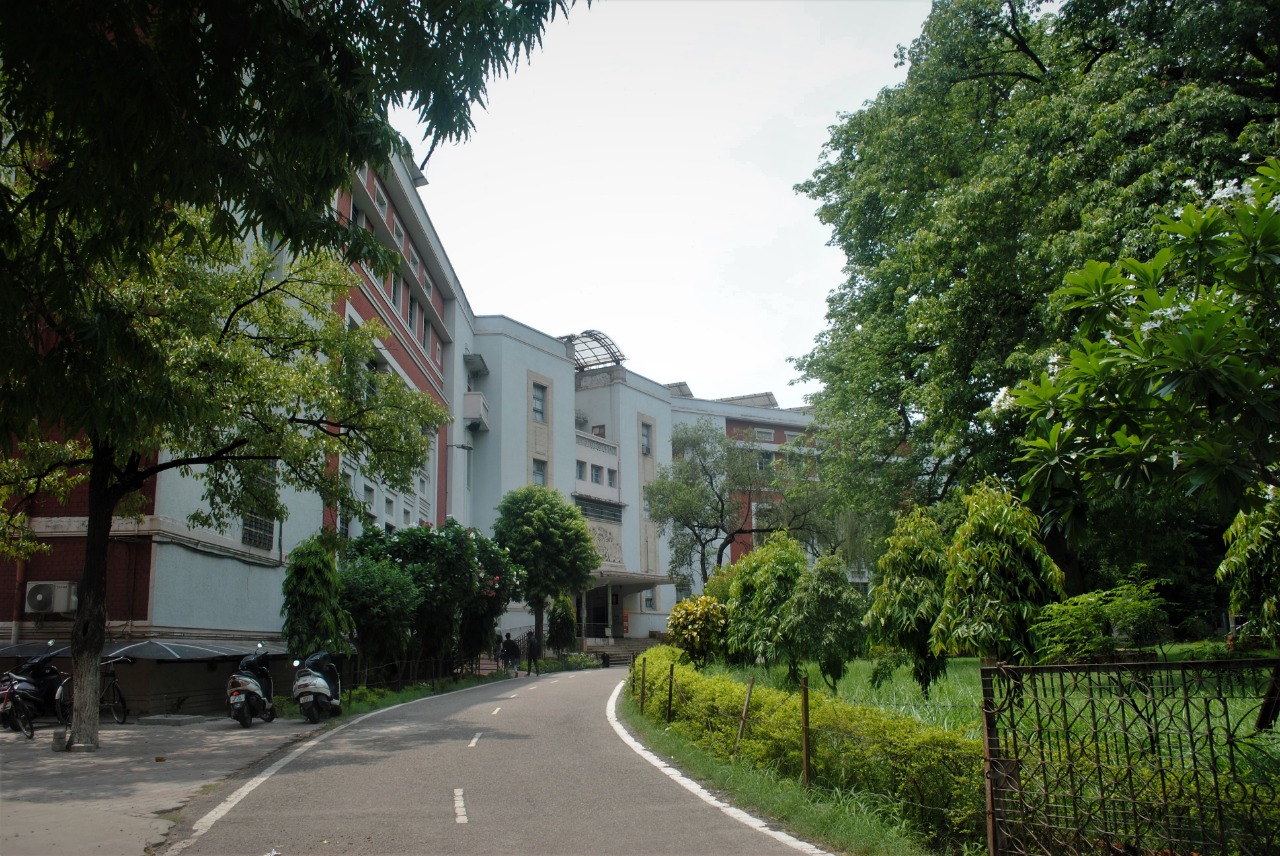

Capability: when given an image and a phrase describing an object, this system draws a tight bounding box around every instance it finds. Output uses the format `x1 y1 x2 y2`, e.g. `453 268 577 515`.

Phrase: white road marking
492 706 501 714
166 681 499 853
468 732 481 748
454 788 468 823
606 681 830 856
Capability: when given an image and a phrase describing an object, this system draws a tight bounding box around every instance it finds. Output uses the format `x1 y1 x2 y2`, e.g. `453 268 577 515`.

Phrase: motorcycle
226 643 276 728
1 641 66 738
291 650 342 723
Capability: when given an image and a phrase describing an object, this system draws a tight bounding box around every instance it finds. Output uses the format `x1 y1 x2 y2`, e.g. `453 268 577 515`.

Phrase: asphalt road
159 669 824 856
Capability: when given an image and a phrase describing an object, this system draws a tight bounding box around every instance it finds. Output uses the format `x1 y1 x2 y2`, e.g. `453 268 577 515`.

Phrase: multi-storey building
0 150 814 710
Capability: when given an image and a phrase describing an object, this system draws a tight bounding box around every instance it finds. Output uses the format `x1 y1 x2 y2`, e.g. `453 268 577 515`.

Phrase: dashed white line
454 788 468 824
468 732 481 748
492 706 501 714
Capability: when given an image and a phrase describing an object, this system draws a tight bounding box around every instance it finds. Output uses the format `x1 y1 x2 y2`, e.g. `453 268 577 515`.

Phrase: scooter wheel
263 706 276 723
302 702 320 724
235 705 252 728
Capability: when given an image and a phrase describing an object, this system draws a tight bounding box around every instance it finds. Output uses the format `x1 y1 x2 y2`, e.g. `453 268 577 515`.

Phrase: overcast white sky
392 0 932 410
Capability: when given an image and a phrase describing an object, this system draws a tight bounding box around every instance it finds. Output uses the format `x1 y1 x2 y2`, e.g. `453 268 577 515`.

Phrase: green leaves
1017 160 1280 517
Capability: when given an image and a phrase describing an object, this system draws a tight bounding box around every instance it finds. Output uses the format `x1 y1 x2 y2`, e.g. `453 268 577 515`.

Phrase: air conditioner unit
25 581 78 614
641 444 651 456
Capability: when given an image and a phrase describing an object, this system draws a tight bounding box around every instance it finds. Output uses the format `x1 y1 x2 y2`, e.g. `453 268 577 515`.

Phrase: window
591 425 606 438
391 275 401 310
241 470 277 550
421 321 430 349
607 469 617 488
640 422 652 456
576 460 586 481
755 428 775 442
392 216 404 248
373 183 388 219
532 383 546 423
590 464 603 484
422 272 433 303
785 431 804 443
575 497 622 523
532 459 546 486
407 296 417 328
758 452 774 472
407 246 420 276
434 340 442 365
644 589 655 610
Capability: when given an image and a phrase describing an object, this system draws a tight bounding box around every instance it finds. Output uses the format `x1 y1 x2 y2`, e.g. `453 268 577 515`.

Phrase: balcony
463 391 490 431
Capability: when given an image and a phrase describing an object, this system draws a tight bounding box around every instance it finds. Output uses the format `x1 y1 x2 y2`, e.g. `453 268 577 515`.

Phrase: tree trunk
68 444 119 747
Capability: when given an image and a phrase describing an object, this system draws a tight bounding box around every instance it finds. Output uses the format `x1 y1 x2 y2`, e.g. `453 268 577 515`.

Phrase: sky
392 0 932 410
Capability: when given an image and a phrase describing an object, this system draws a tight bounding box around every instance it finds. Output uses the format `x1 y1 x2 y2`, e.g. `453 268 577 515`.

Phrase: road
160 669 825 856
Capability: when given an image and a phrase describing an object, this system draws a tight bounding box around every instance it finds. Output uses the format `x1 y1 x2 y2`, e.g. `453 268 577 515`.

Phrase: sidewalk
0 714 322 856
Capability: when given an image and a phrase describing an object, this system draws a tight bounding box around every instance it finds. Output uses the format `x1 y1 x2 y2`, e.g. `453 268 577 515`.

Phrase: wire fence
981 658 1280 855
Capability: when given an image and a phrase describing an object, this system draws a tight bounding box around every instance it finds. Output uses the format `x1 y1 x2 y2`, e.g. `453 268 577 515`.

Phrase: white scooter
291 650 342 723
226 643 276 728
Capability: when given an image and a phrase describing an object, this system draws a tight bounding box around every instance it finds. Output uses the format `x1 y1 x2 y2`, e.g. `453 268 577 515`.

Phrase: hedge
627 645 984 850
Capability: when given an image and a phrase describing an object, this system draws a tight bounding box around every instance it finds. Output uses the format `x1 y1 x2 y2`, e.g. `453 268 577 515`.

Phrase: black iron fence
981 657 1280 855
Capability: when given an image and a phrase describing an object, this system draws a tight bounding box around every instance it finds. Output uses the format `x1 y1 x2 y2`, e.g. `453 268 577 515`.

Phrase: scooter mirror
292 659 301 667
256 642 265 650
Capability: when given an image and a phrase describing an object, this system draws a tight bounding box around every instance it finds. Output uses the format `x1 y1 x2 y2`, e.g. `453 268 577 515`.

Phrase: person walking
501 632 520 677
525 631 540 676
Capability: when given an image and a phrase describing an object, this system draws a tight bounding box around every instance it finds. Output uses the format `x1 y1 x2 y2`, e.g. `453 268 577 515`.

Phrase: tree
0 0 575 325
645 419 827 587
777 555 869 691
345 521 522 676
338 553 422 685
0 218 449 746
546 594 578 655
0 0 572 748
1031 580 1170 664
865 506 952 697
281 533 354 660
795 0 1279 569
1014 159 1280 630
724 533 808 680
933 480 1064 665
460 531 523 661
493 485 600 644
1219 494 1280 643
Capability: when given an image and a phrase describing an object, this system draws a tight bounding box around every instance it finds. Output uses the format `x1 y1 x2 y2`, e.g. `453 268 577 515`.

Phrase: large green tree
344 520 521 675
796 0 1278 575
0 1 573 746
0 0 574 317
493 485 599 644
1015 159 1280 636
338 553 422 685
1 219 449 746
644 419 831 588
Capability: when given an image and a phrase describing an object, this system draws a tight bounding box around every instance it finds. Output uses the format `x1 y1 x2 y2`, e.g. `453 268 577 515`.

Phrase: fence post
639 658 647 714
800 677 810 789
732 674 755 757
666 663 675 723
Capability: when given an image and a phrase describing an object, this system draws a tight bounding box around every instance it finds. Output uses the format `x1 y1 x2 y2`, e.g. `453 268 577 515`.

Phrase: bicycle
56 656 133 725
0 674 36 738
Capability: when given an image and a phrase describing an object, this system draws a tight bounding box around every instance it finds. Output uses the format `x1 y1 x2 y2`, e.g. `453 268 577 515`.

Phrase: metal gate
980 658 1280 855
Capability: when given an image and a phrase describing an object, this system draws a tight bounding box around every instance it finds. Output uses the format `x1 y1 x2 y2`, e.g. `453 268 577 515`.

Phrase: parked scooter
291 650 342 723
226 643 276 728
0 641 66 738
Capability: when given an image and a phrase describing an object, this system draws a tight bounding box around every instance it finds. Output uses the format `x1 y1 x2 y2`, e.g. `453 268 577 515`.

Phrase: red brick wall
1 536 153 624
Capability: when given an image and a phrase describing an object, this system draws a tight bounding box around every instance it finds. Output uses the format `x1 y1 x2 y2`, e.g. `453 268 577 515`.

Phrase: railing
981 657 1280 855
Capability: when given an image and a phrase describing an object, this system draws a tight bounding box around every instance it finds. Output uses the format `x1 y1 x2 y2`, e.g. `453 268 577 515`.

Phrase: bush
627 646 983 850
666 594 727 668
